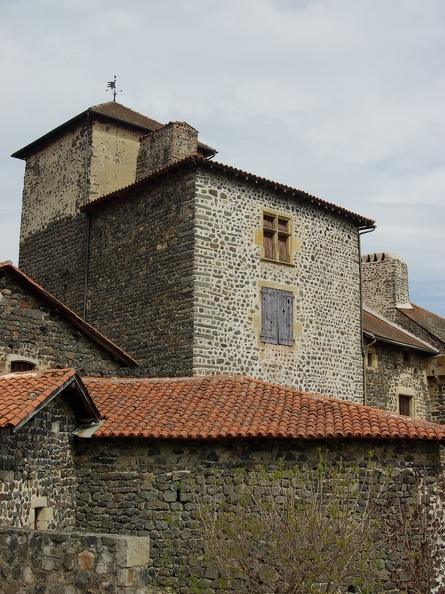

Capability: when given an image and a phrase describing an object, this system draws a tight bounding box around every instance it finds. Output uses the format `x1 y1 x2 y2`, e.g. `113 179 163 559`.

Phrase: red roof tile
0 369 74 428
84 375 445 441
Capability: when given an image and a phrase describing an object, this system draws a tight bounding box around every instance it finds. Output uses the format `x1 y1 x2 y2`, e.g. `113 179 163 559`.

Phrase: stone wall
19 124 90 242
365 340 431 419
0 398 78 530
0 528 151 594
19 213 89 317
0 270 122 376
193 166 363 400
136 122 199 181
428 366 445 425
18 116 146 315
84 166 196 376
90 118 145 201
75 436 443 593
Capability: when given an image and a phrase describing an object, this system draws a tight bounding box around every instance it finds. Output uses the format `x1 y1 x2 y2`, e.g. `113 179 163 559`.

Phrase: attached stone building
0 261 138 376
13 102 375 402
363 306 438 419
362 252 445 423
0 369 100 531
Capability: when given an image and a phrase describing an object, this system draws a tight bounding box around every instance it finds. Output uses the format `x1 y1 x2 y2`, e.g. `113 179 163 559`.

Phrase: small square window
262 212 291 263
261 287 294 346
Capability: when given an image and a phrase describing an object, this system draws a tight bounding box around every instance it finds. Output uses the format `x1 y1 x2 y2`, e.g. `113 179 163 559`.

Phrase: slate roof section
0 369 100 430
0 262 138 367
83 375 445 441
363 308 439 354
80 156 376 230
397 303 445 346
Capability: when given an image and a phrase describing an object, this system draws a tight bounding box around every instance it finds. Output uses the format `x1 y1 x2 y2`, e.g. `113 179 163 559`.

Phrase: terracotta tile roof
398 303 445 346
0 262 138 367
81 156 375 230
0 369 100 429
84 375 445 441
363 308 439 354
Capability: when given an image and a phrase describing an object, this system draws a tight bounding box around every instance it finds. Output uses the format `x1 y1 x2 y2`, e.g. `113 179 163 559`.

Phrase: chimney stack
136 121 199 180
361 252 412 320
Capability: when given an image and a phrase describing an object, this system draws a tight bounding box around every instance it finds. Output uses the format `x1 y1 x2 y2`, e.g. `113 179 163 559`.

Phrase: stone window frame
7 355 38 372
28 496 53 530
397 387 415 417
261 209 293 265
366 348 378 370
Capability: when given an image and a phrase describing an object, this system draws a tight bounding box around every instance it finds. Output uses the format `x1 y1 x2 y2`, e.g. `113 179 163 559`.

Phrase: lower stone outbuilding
1 371 445 592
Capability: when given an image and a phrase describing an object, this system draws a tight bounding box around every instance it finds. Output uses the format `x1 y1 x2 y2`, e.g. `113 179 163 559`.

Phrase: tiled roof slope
398 303 445 346
12 102 163 160
0 262 138 367
81 156 375 230
0 369 100 429
84 375 445 440
363 308 438 354
90 102 163 131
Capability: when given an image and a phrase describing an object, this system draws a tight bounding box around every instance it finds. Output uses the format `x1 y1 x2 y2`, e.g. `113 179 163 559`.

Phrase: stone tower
13 103 214 315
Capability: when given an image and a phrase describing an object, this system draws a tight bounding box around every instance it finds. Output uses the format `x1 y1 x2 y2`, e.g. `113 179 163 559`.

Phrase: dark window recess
10 361 35 372
399 395 411 416
261 287 294 346
34 507 44 530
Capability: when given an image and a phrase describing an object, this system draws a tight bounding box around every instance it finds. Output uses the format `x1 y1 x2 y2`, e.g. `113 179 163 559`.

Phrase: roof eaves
372 335 439 355
81 156 376 229
12 110 87 160
364 306 439 354
13 370 77 431
13 370 101 431
11 103 164 161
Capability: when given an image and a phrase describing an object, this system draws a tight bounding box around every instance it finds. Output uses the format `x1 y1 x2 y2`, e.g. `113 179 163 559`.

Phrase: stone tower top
361 251 412 320
136 121 200 180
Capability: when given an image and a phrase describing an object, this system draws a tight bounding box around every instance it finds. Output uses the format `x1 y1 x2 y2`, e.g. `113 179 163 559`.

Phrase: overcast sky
1 0 444 316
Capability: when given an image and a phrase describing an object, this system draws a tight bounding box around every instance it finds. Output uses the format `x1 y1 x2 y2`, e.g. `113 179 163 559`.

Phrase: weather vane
106 76 122 102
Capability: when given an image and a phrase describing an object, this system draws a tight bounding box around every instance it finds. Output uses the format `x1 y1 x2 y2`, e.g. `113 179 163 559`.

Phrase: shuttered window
261 287 294 346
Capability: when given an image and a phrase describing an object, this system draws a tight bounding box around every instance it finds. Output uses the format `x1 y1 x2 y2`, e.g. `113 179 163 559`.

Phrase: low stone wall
0 528 152 594
75 437 443 592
